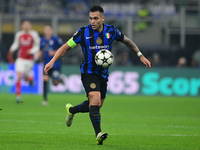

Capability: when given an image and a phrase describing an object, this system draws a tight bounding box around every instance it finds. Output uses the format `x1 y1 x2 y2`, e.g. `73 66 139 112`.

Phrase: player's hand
44 61 54 74
7 51 14 63
140 56 151 68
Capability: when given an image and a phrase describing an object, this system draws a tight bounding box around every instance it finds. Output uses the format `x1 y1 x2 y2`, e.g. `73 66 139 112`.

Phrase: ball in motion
95 49 114 68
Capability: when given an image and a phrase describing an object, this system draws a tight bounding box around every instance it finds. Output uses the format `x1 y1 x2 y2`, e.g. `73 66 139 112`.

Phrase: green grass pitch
0 93 200 150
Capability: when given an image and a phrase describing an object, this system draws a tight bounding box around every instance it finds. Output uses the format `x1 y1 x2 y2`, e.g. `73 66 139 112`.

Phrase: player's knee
88 92 101 106
100 99 104 107
43 75 49 81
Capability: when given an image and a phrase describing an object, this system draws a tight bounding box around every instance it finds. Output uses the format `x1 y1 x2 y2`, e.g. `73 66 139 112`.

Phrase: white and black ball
95 49 114 68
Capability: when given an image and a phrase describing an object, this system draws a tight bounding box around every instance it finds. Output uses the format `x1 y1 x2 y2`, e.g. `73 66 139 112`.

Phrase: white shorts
15 58 34 76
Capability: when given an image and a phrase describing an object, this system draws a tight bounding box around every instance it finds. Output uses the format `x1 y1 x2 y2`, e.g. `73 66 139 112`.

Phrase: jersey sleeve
57 37 63 48
67 28 83 48
29 31 41 54
114 27 124 42
40 37 45 50
10 32 20 51
72 28 83 44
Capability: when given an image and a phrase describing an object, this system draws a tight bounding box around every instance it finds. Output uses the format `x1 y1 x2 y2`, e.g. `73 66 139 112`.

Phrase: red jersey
10 30 40 60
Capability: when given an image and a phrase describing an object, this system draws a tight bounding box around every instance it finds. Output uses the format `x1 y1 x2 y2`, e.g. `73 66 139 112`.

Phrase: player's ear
102 16 105 22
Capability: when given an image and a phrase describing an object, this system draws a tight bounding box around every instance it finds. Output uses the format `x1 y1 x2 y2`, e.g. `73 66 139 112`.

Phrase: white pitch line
150 134 200 137
0 130 199 137
1 119 200 130
1 112 64 116
1 119 64 125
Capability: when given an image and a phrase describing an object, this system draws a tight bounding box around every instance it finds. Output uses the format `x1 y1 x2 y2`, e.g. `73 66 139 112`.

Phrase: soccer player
8 20 40 103
39 24 63 106
44 6 151 145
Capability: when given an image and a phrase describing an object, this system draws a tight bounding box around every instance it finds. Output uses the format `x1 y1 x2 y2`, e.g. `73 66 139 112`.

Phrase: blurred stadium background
0 0 200 65
0 0 200 96
0 1 200 149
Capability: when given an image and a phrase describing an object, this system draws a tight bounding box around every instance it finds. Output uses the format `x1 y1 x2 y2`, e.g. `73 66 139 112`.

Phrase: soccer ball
95 49 114 68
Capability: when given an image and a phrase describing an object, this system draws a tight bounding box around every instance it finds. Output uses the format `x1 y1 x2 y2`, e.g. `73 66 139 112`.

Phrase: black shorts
81 74 108 99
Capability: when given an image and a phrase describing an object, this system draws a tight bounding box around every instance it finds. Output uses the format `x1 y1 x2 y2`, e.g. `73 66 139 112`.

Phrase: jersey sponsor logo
89 45 109 50
86 36 93 39
20 37 32 46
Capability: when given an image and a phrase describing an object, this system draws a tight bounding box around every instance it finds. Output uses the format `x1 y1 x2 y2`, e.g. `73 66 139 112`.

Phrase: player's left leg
67 94 105 116
68 100 90 114
66 74 97 127
16 71 23 103
65 100 90 127
24 76 34 86
24 59 34 86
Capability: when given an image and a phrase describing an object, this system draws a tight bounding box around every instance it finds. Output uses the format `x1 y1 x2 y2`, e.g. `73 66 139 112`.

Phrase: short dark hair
90 6 104 14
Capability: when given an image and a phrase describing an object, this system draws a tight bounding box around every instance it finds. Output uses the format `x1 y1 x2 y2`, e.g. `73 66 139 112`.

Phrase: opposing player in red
8 20 40 103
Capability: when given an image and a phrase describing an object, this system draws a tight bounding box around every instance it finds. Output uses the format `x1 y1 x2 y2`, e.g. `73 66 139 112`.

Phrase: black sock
89 105 101 136
69 100 89 114
43 81 48 101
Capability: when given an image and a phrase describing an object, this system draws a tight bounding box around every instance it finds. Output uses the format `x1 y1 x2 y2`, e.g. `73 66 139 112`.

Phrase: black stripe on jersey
99 31 104 46
81 27 88 73
118 33 124 41
109 29 115 43
98 31 104 76
89 29 96 73
73 29 82 40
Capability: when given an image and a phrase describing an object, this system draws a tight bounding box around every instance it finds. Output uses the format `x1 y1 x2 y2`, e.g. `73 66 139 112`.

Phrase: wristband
137 51 143 57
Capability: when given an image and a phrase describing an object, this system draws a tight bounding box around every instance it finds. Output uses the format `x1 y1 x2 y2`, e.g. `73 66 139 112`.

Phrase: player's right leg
24 59 34 86
88 91 102 136
96 132 108 145
15 58 24 103
42 74 49 106
16 72 23 103
81 74 106 140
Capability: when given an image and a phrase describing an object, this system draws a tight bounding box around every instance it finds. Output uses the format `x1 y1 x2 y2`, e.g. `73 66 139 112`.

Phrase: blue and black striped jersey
40 36 63 70
72 24 124 79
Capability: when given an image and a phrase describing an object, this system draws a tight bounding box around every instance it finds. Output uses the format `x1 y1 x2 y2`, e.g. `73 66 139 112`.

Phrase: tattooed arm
122 35 151 68
122 35 141 54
